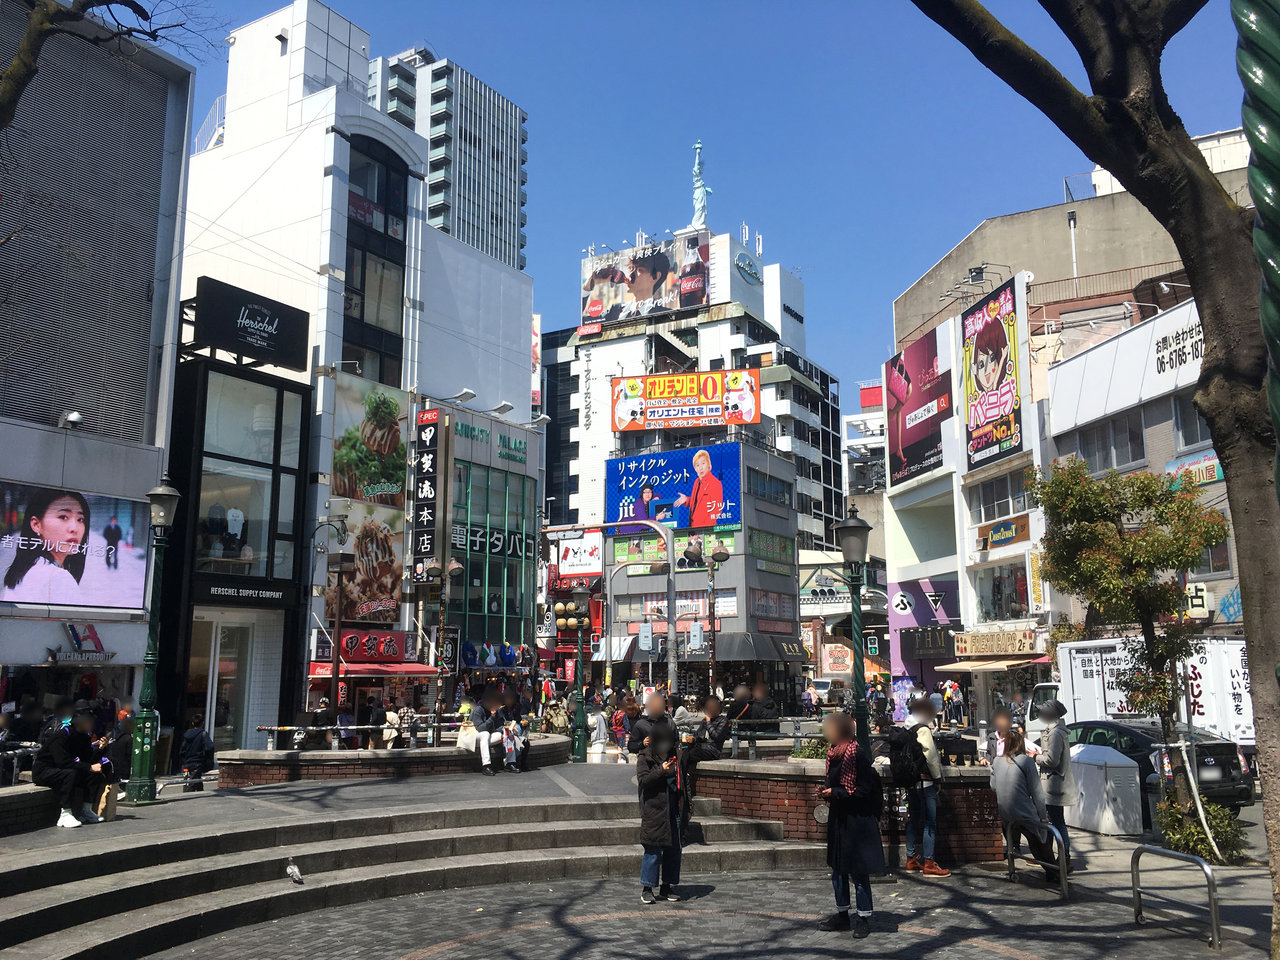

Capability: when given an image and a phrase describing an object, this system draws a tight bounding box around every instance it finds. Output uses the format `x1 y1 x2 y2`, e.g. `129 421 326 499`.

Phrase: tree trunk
1139 613 1197 814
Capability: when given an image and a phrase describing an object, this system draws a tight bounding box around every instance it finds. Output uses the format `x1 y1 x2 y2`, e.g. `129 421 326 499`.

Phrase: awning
592 637 634 662
308 662 441 679
713 633 782 662
931 657 1043 673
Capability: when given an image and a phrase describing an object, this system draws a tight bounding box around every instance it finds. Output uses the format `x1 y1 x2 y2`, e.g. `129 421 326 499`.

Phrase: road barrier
1130 845 1221 950
1004 821 1070 901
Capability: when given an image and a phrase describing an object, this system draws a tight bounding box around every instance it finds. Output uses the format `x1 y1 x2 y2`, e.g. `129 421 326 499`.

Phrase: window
746 467 792 507
1194 512 1231 577
1174 393 1212 450
1075 409 1145 474
968 470 1027 525
974 560 1030 623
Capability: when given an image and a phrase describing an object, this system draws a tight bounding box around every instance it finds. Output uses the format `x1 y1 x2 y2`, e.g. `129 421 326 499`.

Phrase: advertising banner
610 369 761 431
961 278 1024 470
557 530 603 577
329 373 409 624
888 576 960 675
612 532 730 575
408 409 441 584
0 483 150 609
884 327 953 486
194 276 309 372
531 313 542 407
580 232 710 324
606 443 742 533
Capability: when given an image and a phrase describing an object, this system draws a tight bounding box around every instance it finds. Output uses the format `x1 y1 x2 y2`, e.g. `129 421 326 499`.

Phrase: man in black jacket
32 706 106 828
678 695 730 840
627 693 676 755
469 690 505 775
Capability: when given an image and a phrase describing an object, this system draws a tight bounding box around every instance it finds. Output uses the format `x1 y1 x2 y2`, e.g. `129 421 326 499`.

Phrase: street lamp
683 538 730 694
125 474 181 804
422 556 464 673
563 584 592 762
832 508 873 754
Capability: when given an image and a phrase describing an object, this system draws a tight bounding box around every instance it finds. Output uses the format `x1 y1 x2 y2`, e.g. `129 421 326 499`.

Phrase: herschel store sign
194 276 309 371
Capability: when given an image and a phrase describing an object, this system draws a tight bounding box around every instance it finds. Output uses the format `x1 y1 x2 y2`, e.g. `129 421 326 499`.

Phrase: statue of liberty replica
691 140 711 229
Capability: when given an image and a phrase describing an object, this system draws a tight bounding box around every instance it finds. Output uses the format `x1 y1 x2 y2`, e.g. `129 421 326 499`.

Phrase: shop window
196 458 272 577
204 373 279 464
1174 393 1212 450
1193 514 1231 577
975 560 1030 623
969 470 1027 525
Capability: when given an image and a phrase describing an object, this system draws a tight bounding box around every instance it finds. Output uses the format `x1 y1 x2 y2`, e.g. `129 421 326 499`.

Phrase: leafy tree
1029 460 1228 824
910 0 1280 942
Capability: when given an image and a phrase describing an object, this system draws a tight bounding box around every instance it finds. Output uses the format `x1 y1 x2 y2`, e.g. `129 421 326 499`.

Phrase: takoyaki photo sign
610 370 761 432
961 278 1025 471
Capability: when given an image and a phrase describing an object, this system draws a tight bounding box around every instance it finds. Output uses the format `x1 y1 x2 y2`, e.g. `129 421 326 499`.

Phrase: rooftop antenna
755 232 763 258
740 221 749 244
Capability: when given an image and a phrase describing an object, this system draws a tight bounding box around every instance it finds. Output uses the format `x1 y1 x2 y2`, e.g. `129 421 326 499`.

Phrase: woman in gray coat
990 728 1059 881
1035 699 1077 869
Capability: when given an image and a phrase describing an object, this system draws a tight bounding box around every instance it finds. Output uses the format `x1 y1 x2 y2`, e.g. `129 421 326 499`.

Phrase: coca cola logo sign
586 300 605 319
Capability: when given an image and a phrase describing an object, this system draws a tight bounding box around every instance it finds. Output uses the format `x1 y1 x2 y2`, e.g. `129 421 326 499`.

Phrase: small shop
308 628 440 719
0 619 147 716
933 625 1051 723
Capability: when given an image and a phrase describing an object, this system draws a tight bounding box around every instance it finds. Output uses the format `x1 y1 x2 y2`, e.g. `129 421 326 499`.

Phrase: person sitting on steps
33 704 107 828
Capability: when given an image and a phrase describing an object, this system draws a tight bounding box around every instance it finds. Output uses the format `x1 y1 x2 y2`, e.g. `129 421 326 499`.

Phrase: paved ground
146 869 1261 960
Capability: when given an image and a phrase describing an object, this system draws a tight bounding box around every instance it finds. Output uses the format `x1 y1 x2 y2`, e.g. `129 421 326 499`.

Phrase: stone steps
0 796 823 960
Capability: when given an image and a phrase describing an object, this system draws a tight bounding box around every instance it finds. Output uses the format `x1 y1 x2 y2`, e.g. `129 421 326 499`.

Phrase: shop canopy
592 637 634 662
931 657 1043 673
308 662 440 679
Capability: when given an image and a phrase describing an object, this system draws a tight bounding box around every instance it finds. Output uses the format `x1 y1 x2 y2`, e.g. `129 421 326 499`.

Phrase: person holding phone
636 725 683 905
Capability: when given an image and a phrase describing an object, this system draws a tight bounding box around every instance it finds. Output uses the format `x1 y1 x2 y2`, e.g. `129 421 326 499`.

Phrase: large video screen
605 443 742 533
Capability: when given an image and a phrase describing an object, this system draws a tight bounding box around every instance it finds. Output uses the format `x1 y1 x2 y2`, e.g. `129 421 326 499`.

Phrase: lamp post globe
571 585 590 762
126 473 182 804
831 508 874 754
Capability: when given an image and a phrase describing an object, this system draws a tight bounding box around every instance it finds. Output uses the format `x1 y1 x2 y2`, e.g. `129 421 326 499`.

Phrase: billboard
580 232 709 324
888 576 960 675
612 531 732 575
611 370 761 432
0 483 150 609
329 373 408 624
885 327 952 486
194 276 309 372
531 313 542 407
961 278 1024 470
605 443 742 533
557 530 603 577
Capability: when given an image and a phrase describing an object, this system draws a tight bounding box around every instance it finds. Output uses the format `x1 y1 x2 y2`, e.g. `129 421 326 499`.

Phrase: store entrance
188 616 253 751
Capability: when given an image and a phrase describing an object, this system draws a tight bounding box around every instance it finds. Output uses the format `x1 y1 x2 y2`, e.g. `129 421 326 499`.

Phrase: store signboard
888 575 960 675
0 481 151 610
194 276 309 371
899 625 955 661
409 408 441 584
557 530 603 577
612 532 730 575
1167 449 1223 488
979 513 1030 549
0 619 148 665
953 629 1036 657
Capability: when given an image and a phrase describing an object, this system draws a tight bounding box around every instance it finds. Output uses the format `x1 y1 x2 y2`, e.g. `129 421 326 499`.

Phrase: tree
908 0 1280 947
1029 459 1228 819
0 0 217 134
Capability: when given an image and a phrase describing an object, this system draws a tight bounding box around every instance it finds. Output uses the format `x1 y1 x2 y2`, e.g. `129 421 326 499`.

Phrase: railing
1029 260 1183 306
1005 821 1070 901
193 94 226 154
1131 845 1221 950
727 717 822 760
1 743 39 786
253 714 541 751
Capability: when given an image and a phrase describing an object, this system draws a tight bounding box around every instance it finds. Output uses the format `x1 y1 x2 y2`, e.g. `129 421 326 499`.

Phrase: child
636 725 683 904
2 490 91 604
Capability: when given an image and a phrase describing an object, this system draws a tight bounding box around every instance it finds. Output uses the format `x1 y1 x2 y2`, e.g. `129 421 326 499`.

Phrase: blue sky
190 0 1245 395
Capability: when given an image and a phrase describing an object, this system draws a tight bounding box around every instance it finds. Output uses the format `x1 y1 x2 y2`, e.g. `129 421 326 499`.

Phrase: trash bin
1063 743 1143 835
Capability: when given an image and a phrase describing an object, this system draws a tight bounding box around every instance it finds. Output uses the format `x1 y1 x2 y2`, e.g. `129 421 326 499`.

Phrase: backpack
887 723 928 787
857 759 885 820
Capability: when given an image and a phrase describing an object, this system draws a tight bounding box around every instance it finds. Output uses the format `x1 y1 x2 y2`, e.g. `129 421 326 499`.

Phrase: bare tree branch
908 0 1116 166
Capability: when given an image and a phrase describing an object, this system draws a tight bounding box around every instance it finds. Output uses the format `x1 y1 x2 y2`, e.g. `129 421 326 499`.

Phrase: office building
0 8 193 712
368 51 529 269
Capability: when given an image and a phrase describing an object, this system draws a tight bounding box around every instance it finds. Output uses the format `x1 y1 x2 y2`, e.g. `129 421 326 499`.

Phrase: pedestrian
677 694 730 839
612 695 637 761
32 704 107 827
900 697 950 877
1010 690 1027 731
636 723 683 904
544 698 570 737
1034 698 1077 871
804 681 818 717
930 685 945 730
817 711 884 940
469 690 506 776
627 693 675 755
991 727 1060 882
178 714 215 792
673 695 703 731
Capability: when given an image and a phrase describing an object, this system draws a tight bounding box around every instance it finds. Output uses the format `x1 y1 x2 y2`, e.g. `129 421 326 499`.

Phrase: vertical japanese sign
961 277 1024 470
409 408 441 584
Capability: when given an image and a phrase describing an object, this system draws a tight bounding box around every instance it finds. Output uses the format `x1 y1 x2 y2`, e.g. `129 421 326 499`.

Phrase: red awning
308 662 441 679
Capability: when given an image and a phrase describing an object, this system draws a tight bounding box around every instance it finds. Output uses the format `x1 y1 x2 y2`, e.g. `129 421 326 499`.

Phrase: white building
368 51 529 270
844 402 886 497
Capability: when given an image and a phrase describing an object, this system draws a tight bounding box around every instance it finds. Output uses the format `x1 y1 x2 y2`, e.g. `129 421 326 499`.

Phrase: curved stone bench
0 782 59 836
216 734 572 787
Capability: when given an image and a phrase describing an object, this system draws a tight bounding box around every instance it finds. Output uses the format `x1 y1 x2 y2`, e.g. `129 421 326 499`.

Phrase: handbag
456 723 478 752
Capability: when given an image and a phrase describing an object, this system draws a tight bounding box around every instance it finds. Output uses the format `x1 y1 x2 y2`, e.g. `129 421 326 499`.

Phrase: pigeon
286 857 303 885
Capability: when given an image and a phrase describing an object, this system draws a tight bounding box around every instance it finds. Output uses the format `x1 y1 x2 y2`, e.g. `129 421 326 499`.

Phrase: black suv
1065 720 1254 811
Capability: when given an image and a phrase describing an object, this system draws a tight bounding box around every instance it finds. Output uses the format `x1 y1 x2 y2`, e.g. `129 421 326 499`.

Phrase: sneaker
481 767 498 777
903 856 922 873
657 884 680 902
76 804 104 824
817 912 850 931
852 916 871 940
640 887 657 905
56 808 82 829
504 763 520 773
921 860 952 878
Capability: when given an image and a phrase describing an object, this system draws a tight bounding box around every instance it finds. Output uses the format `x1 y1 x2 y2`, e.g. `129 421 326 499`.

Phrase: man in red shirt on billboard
673 449 723 528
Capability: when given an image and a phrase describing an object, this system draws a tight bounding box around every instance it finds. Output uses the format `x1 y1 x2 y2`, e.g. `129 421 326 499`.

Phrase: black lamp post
832 508 873 754
683 538 730 694
561 585 591 762
423 555 464 670
125 474 181 804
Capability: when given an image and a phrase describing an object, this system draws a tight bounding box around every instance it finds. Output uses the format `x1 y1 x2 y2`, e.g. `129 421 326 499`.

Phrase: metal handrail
1131 845 1221 950
253 719 539 751
1005 821 1070 901
1 744 39 786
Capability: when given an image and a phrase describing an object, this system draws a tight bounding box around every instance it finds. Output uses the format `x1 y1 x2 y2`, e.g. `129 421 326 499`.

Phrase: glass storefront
974 559 1030 623
447 461 536 648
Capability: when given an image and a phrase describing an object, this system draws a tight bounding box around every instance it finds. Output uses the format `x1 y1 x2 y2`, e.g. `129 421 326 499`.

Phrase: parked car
1065 719 1254 812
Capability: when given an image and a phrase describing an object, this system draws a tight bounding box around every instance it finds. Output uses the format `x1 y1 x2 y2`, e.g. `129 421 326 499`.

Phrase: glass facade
447 460 537 647
975 559 1030 623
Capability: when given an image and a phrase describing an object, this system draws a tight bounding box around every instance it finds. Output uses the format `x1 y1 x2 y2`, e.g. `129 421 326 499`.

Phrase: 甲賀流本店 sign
954 630 1035 657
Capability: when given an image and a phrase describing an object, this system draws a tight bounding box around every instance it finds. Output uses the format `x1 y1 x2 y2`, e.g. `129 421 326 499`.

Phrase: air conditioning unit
976 536 989 551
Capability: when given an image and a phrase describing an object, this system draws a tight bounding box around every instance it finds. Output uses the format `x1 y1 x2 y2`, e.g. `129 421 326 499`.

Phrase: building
0 9 192 715
1047 298 1241 632
540 326 579 527
368 51 529 270
163 0 539 746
